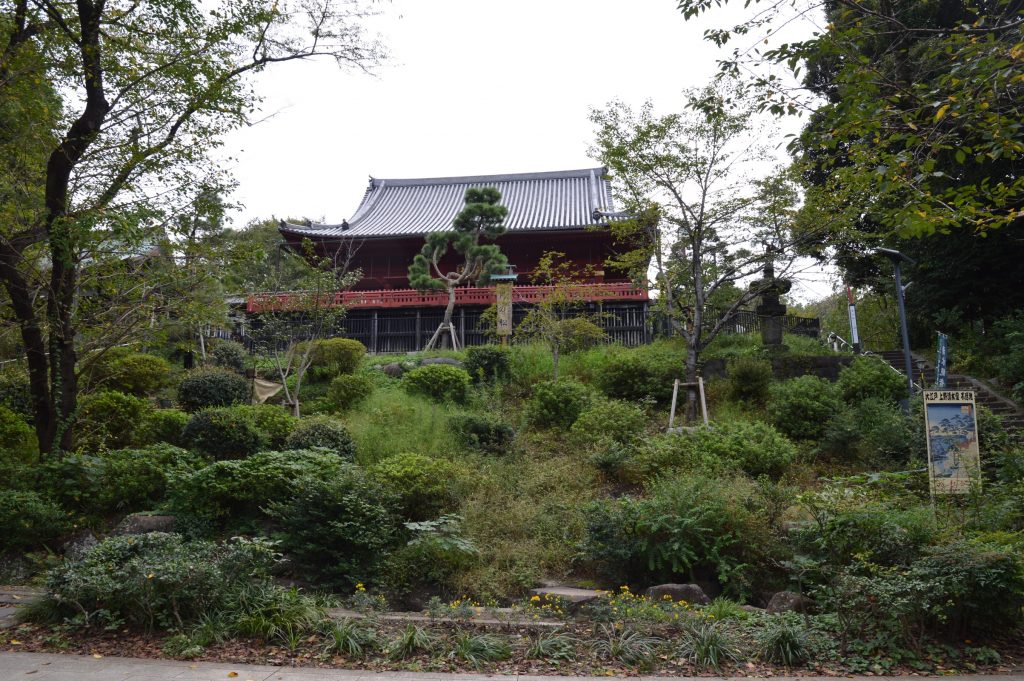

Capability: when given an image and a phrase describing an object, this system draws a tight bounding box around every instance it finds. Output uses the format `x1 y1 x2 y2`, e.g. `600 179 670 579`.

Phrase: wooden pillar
371 310 379 354
459 307 466 348
415 309 422 351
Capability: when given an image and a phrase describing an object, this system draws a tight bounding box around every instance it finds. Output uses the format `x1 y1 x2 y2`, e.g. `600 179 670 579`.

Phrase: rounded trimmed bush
209 340 248 373
595 351 678 403
107 352 171 396
768 375 842 440
464 345 512 382
527 379 592 428
326 373 374 412
371 451 458 520
182 408 266 460
283 417 356 458
836 357 907 404
401 364 471 403
76 390 152 452
449 413 515 454
136 409 189 447
570 398 646 447
177 368 251 412
309 338 366 379
555 317 606 353
0 490 70 551
237 404 296 449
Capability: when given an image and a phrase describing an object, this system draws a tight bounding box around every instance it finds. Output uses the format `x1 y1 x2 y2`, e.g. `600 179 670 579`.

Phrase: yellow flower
530 595 541 602
355 583 365 592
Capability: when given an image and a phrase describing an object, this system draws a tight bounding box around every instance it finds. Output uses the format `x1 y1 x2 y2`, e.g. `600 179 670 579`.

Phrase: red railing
247 282 648 313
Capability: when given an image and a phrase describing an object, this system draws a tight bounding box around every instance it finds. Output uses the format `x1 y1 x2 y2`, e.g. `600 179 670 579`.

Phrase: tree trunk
424 285 457 351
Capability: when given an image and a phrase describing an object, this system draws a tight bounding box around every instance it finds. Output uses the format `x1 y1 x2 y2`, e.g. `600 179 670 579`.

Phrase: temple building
250 168 650 352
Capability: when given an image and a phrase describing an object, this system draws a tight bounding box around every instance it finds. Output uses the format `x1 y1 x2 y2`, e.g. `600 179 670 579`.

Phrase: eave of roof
279 167 618 240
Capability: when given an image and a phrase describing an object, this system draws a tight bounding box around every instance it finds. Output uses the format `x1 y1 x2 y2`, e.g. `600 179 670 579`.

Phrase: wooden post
415 309 422 351
371 310 379 354
668 378 680 429
459 307 466 348
698 376 709 425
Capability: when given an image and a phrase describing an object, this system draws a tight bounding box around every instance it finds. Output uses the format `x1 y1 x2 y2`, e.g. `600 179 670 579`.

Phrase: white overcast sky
222 0 835 300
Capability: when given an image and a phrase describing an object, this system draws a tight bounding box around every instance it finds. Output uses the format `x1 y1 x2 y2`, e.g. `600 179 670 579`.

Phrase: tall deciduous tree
408 187 508 351
590 83 804 416
0 0 384 454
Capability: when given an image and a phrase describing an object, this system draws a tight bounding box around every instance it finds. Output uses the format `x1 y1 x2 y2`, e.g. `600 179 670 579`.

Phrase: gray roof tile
279 167 617 239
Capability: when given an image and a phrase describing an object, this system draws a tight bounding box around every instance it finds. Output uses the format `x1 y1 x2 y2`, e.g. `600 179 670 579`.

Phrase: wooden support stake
698 376 709 426
668 378 680 430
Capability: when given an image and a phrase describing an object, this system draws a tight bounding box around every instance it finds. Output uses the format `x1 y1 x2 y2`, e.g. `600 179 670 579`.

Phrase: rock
420 357 464 368
766 590 813 614
113 514 176 535
378 362 405 378
0 553 34 584
61 531 98 559
529 586 603 613
644 583 711 605
740 604 766 614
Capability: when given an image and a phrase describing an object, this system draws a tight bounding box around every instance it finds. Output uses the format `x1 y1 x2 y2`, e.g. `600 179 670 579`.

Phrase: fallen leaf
227 673 238 678
92 654 103 659
9 639 21 645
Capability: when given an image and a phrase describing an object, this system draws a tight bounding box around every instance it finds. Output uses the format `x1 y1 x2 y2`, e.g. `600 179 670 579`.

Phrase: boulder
113 514 176 535
644 583 711 605
766 590 813 614
379 363 405 378
421 357 464 368
529 586 603 613
61 531 98 559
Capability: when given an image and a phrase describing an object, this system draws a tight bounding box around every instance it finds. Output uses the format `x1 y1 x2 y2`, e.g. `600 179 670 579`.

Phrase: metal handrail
822 332 922 393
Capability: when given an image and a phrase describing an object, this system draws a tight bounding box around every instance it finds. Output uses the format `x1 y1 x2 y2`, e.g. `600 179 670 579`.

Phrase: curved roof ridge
368 167 606 188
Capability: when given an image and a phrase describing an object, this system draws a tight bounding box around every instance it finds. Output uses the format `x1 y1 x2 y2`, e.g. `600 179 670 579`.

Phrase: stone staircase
874 350 1024 432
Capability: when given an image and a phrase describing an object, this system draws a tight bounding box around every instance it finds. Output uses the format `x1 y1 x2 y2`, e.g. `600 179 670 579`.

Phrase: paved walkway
1 652 1022 681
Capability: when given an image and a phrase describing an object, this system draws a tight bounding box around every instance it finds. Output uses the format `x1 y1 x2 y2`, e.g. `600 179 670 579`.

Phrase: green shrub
136 409 189 447
449 413 514 454
168 450 350 531
75 390 151 452
595 350 679 403
836 357 907 404
629 420 797 481
283 418 355 458
555 317 606 354
45 444 206 516
0 490 70 551
209 340 248 373
0 369 32 421
821 537 1024 647
43 533 278 631
326 373 374 411
570 398 646 447
768 375 842 440
464 345 512 382
0 404 36 462
371 452 459 521
821 397 913 462
266 466 399 589
182 408 266 460
309 338 366 379
103 352 171 396
527 379 591 428
727 356 773 403
756 616 810 666
177 368 251 412
237 404 296 449
401 364 471 403
581 474 774 596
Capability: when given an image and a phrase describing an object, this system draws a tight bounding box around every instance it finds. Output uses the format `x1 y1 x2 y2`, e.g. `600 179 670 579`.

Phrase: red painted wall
284 229 628 291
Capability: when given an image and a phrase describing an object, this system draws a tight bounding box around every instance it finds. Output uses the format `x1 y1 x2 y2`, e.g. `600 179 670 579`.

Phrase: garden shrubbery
283 417 356 458
75 390 152 452
182 407 267 459
0 404 36 462
266 466 399 589
0 490 70 551
528 379 591 428
727 356 773 403
594 347 677 403
821 397 913 462
371 451 459 520
570 398 646 447
136 409 189 447
177 368 251 412
309 338 366 380
86 348 170 396
769 375 842 440
168 450 350 531
627 420 797 481
237 404 297 449
464 345 511 382
449 413 514 454
401 364 471 402
209 340 248 373
326 373 374 411
836 357 906 404
0 369 32 421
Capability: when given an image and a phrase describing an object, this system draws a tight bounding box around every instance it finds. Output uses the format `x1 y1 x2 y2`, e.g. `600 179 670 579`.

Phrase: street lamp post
875 248 916 408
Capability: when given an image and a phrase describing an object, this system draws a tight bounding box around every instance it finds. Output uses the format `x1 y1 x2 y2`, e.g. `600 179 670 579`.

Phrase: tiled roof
279 167 616 240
